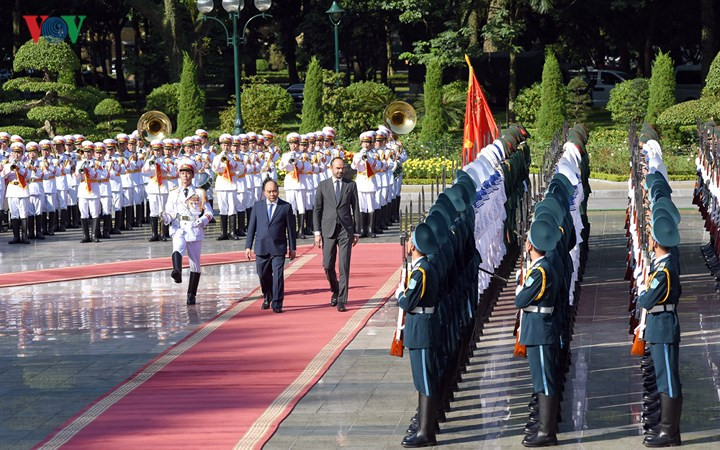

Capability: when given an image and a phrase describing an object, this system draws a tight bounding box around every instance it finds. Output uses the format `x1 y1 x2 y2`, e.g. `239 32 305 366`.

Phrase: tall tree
177 52 206 136
300 57 324 133
419 58 446 142
536 49 566 140
645 50 675 124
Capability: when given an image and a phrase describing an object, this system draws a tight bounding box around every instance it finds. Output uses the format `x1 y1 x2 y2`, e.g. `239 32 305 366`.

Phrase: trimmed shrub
419 59 447 142
219 81 293 132
536 51 567 140
0 125 40 140
606 78 649 126
146 83 180 117
256 59 270 72
415 81 466 130
515 82 541 126
339 81 394 139
67 86 108 112
94 98 123 117
177 52 206 136
300 57 324 133
645 51 676 124
13 38 80 78
321 69 346 130
656 97 720 126
702 51 720 98
566 77 591 124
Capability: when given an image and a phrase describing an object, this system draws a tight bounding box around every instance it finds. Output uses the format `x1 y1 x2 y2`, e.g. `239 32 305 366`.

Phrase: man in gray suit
314 157 361 312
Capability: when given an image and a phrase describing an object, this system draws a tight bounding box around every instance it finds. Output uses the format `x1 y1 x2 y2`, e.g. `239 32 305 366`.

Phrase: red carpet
37 243 401 450
0 245 315 288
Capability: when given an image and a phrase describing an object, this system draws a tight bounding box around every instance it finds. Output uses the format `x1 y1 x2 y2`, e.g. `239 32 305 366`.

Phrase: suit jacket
313 176 361 238
245 198 296 256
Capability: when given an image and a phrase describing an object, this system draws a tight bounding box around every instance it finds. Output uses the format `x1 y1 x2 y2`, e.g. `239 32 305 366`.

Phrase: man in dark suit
313 157 361 312
245 179 297 313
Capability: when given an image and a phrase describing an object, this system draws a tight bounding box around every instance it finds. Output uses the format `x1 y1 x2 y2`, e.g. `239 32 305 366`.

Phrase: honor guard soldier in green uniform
638 214 682 447
515 218 561 447
396 222 440 448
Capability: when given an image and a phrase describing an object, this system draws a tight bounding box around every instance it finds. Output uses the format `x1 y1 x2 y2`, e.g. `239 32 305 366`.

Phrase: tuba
383 101 416 135
137 111 173 142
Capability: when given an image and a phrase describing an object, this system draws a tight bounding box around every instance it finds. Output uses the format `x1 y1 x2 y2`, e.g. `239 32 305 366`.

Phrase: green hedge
656 97 720 126
607 78 649 125
146 83 180 117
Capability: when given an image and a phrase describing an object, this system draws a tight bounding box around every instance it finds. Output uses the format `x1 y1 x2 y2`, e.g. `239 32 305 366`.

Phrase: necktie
183 188 188 198
335 180 341 202
268 203 274 221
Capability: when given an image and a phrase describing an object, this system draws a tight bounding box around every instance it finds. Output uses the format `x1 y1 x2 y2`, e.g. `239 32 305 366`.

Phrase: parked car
675 64 702 102
287 83 304 107
567 68 629 107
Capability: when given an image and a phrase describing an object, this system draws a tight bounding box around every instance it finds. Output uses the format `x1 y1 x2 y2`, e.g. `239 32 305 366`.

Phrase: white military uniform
163 184 213 273
142 148 171 217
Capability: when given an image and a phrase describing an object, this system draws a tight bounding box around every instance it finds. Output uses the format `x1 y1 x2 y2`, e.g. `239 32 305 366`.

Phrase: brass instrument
137 110 173 142
383 101 417 135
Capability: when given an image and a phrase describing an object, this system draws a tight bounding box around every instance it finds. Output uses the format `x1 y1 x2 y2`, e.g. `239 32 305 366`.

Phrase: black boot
134 204 143 227
367 212 377 238
92 217 101 242
58 209 67 231
148 216 160 242
20 218 30 244
144 201 151 223
187 271 201 305
359 212 368 238
45 212 55 236
125 206 134 231
373 209 383 234
402 394 437 448
229 214 238 240
73 205 81 228
237 211 246 237
80 218 92 243
161 223 170 241
304 209 313 235
0 210 8 232
209 200 216 223
27 215 36 239
171 251 183 284
217 215 229 240
34 215 45 240
643 394 682 447
102 214 112 238
111 211 122 234
522 393 559 447
297 213 306 239
8 219 21 244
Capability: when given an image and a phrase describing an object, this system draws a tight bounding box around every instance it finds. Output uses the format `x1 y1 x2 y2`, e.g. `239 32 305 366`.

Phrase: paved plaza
1 183 719 449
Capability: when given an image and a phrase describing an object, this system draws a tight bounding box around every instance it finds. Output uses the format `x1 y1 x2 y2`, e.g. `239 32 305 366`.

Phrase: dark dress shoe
337 303 347 312
262 300 270 310
331 295 338 307
272 307 283 313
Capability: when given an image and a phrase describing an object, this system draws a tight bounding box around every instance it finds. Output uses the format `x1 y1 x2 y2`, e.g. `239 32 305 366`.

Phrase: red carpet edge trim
234 266 402 450
35 253 318 450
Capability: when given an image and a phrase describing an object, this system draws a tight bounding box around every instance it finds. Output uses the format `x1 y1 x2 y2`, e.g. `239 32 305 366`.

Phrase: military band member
117 133 135 231
105 138 124 235
76 141 102 243
25 142 46 240
3 142 31 244
282 132 308 238
54 136 71 231
163 159 213 305
396 223 440 448
515 219 561 447
212 133 238 240
352 132 378 238
143 139 170 242
638 215 682 447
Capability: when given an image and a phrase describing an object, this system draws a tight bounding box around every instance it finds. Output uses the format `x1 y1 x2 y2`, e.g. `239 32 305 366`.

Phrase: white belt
523 306 554 314
410 306 435 314
649 304 675 313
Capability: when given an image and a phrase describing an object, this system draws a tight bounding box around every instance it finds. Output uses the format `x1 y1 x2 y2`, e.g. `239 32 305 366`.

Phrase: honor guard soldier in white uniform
104 138 124 235
143 139 171 242
76 141 102 243
231 135 247 238
212 133 239 240
91 142 111 239
54 136 71 231
0 132 9 232
3 142 31 244
352 132 378 238
163 159 214 305
39 140 59 237
128 133 146 227
281 132 309 238
25 142 46 240
117 133 135 230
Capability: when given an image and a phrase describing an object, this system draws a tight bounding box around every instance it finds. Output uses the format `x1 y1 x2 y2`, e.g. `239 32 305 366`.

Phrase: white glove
638 285 647 296
515 284 523 296
394 281 405 300
161 212 172 226
193 218 204 228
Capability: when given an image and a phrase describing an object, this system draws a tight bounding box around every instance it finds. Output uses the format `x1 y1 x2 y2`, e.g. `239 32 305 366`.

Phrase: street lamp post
325 1 345 74
197 0 272 134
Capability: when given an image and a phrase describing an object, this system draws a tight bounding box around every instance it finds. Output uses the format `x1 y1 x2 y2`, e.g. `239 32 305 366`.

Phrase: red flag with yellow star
463 55 498 165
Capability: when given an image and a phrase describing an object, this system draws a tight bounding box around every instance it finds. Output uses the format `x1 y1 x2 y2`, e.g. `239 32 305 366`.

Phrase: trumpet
362 152 369 161
147 157 156 165
221 155 228 163
10 163 18 171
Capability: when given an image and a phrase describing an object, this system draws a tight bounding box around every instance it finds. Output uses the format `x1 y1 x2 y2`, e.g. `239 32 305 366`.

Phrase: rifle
513 187 531 358
390 207 411 358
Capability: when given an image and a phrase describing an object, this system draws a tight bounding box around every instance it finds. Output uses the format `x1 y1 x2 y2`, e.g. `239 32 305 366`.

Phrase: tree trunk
102 34 112 91
384 22 394 83
113 24 128 100
133 15 141 110
163 0 181 80
483 0 502 53
468 1 480 49
701 0 717 80
642 9 657 77
508 49 517 124
12 0 22 54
